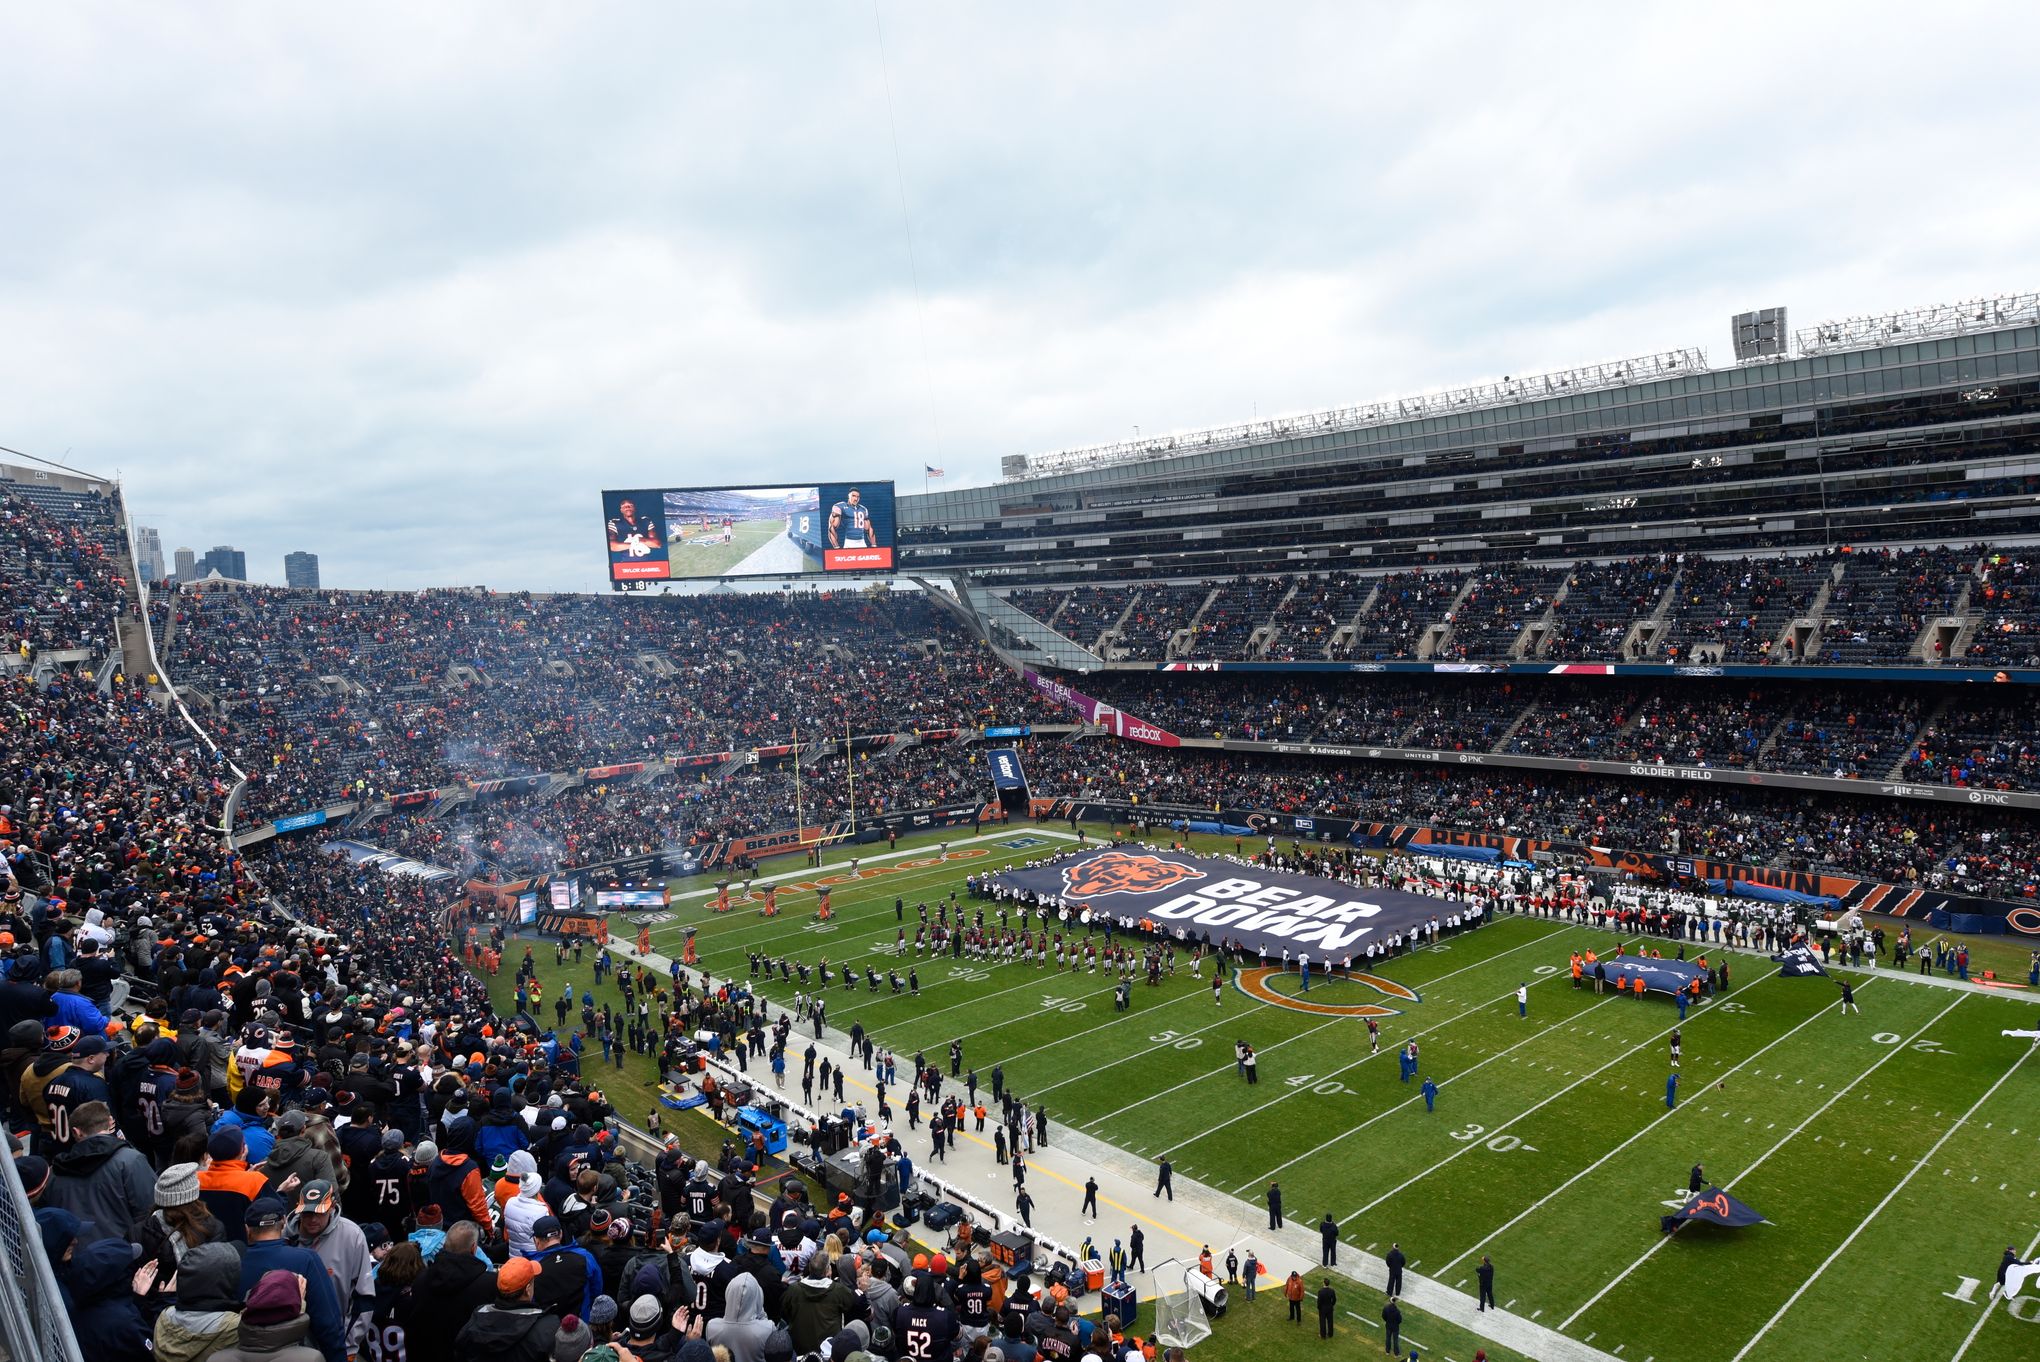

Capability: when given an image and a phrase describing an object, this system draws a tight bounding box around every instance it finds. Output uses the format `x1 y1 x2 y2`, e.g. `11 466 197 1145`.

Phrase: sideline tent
1661 1185 1767 1234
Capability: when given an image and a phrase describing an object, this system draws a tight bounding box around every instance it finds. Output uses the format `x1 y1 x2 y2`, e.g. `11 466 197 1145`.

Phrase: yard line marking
1952 1224 2040 1362
1738 1041 2038 1362
1084 921 1584 1128
1171 937 1639 1158
1341 969 1785 1226
1240 992 1627 1192
1433 980 1864 1277
1562 990 1969 1331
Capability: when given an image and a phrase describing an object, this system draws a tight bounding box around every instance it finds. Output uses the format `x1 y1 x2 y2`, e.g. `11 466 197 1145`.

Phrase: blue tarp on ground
1408 842 1503 864
1593 956 1712 997
1170 820 1255 837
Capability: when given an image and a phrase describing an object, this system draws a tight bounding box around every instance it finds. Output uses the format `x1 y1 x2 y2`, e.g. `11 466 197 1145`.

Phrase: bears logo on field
1060 851 1206 900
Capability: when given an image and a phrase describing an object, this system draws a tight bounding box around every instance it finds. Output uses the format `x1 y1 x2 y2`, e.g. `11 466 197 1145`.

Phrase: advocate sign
992 846 1465 961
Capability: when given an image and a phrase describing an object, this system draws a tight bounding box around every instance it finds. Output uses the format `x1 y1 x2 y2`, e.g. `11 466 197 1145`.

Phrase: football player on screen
606 497 663 559
827 488 879 550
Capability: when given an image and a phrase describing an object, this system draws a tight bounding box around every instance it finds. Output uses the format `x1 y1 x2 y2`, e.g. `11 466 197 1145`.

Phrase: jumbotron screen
602 482 897 584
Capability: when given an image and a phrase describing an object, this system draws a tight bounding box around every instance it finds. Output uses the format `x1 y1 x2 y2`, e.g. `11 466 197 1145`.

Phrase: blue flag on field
1673 1186 1767 1228
1772 944 1828 977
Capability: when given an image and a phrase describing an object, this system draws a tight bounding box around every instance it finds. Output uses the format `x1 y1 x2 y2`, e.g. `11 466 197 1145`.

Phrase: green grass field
505 822 2040 1362
663 518 785 578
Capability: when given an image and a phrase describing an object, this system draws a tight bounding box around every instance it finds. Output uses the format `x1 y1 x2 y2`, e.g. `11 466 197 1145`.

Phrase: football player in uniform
827 488 880 550
607 498 664 561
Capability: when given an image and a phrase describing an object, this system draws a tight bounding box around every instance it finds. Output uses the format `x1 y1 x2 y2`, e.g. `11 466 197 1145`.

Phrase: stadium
9 11 2040 1362
6 286 2040 1362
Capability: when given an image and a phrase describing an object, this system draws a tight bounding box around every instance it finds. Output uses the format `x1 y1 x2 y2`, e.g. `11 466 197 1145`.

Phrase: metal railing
0 1140 84 1362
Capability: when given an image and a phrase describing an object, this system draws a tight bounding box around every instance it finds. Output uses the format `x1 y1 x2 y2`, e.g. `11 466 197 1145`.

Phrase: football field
663 517 784 578
635 823 2040 1362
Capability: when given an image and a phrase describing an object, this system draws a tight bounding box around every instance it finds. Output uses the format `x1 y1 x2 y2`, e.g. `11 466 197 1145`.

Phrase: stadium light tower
1794 290 2038 356
1003 348 1707 482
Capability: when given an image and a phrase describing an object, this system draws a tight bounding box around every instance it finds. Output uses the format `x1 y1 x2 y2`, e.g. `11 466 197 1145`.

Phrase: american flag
925 464 944 478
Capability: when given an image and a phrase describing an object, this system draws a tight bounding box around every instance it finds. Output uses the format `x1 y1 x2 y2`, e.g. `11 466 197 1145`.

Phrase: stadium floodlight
1001 348 1707 482
1794 290 2039 356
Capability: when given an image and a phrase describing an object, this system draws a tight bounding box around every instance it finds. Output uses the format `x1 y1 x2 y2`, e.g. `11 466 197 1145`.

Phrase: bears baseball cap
298 1180 336 1212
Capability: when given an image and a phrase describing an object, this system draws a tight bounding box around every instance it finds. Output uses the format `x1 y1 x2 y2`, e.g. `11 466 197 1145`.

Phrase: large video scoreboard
601 481 896 587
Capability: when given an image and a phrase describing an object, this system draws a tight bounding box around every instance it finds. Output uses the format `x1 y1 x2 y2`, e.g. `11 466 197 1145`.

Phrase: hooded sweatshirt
706 1271 775 1362
426 1149 493 1227
152 1241 246 1362
288 1210 376 1321
261 1133 337 1196
68 1235 155 1362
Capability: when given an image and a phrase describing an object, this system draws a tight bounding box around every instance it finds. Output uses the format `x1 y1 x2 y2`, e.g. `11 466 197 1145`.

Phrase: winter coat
453 1302 560 1362
779 1271 858 1354
238 1239 349 1362
502 1174 551 1257
153 1306 244 1362
45 1130 156 1244
424 1150 492 1226
261 1135 337 1196
67 1236 154 1362
207 1313 326 1362
152 1240 247 1362
473 1108 530 1167
398 1240 497 1359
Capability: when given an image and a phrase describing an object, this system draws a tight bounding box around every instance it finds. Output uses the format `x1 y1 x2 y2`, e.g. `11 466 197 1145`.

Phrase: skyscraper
173 547 196 583
284 551 320 589
198 545 247 581
135 525 166 583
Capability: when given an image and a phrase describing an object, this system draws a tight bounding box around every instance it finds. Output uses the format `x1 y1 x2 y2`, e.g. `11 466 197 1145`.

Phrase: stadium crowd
996 544 2040 665
1015 743 2040 901
1 486 130 664
156 586 1045 823
3 660 1146 1362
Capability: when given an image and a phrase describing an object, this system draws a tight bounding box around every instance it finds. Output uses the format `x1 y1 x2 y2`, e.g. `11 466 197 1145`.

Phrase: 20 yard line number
1446 1123 1538 1154
1872 1031 1956 1054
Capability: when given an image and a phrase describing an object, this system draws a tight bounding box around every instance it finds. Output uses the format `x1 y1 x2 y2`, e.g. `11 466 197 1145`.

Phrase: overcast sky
4 3 2036 592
